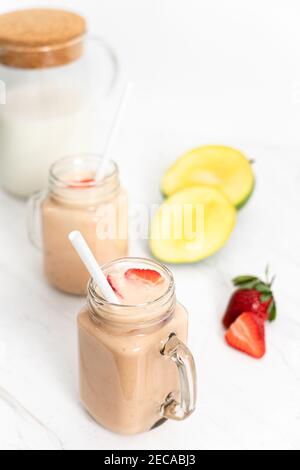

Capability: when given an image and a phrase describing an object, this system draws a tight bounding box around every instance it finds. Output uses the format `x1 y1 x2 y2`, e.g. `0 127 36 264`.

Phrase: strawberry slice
69 178 95 188
107 275 123 298
125 269 163 284
225 312 266 359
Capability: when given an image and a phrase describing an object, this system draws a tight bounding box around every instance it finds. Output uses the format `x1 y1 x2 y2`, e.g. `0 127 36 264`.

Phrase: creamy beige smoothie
78 258 196 435
29 155 128 295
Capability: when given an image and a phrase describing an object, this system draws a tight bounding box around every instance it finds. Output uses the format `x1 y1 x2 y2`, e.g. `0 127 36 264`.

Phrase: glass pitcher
0 8 118 198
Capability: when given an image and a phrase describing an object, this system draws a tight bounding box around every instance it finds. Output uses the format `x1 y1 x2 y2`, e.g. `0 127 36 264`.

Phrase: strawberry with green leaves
223 267 276 329
223 267 277 359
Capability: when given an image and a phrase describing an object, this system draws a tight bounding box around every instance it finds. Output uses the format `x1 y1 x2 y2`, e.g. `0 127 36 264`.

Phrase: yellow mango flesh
150 186 236 263
162 145 254 208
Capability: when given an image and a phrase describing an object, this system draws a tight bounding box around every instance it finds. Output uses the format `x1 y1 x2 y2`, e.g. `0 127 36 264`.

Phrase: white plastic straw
96 82 134 180
68 231 120 304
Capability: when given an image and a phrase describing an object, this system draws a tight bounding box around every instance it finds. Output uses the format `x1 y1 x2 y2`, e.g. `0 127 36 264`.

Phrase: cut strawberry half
107 275 123 298
125 269 163 284
225 312 266 359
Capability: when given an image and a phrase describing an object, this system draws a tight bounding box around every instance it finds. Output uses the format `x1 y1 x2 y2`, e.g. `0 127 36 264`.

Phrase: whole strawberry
223 267 276 329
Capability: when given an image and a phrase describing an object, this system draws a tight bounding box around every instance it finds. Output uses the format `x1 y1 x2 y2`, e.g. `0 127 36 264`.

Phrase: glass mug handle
27 190 47 250
161 333 197 421
88 34 119 98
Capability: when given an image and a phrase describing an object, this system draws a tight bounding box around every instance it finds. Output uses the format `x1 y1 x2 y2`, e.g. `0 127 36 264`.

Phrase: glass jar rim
49 153 119 190
88 257 175 310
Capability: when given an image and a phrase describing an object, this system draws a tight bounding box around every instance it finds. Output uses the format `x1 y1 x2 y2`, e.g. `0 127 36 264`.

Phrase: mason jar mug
27 154 128 295
78 257 197 434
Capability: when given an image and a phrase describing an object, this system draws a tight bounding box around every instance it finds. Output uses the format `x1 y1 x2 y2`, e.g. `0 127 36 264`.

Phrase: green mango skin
161 178 255 210
235 179 255 210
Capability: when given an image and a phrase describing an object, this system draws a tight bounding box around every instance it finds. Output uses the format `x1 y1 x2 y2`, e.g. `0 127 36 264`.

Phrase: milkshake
78 258 197 435
28 155 128 295
0 83 91 197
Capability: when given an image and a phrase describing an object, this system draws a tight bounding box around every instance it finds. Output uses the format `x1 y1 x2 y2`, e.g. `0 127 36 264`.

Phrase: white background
0 0 300 450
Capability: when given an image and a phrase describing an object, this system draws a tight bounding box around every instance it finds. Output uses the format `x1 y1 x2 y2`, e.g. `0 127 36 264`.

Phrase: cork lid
0 8 87 69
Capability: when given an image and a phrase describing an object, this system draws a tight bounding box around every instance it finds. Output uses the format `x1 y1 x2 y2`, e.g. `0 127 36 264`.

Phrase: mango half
149 186 236 264
162 145 255 208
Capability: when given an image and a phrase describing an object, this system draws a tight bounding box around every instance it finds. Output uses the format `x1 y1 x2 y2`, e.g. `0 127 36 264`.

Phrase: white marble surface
0 0 300 451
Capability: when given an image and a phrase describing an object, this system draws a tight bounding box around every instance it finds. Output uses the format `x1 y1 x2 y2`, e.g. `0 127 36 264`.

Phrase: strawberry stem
232 267 277 322
265 264 270 285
